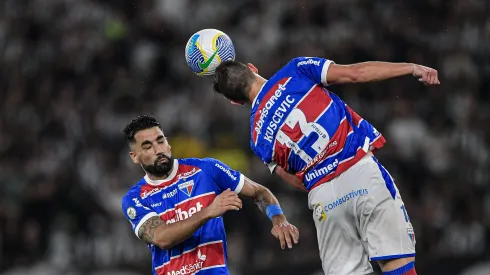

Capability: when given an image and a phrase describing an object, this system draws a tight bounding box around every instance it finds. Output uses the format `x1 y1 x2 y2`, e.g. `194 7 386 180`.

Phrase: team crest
407 228 416 247
178 180 195 197
313 203 326 222
127 207 136 219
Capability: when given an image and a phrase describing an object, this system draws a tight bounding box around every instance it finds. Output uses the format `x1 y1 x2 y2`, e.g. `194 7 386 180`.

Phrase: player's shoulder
121 177 147 205
178 157 223 171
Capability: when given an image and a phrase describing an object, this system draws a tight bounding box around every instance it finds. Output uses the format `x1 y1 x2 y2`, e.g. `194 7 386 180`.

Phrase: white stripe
200 264 227 271
284 105 337 162
362 137 370 153
158 191 216 216
155 240 224 269
251 81 268 107
145 159 180 186
234 174 245 194
271 84 318 159
321 60 335 86
357 118 364 127
134 212 159 238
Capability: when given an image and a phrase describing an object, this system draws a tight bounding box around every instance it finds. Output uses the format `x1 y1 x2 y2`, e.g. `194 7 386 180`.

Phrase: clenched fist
205 188 243 218
412 64 440 85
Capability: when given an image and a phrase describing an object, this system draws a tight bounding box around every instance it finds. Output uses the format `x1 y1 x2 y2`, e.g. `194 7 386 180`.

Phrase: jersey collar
144 159 179 186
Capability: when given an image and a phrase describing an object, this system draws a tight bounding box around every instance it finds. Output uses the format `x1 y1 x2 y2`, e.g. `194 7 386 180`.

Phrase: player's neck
248 77 267 104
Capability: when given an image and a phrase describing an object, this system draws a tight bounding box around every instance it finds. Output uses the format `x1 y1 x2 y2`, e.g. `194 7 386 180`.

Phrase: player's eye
143 146 151 150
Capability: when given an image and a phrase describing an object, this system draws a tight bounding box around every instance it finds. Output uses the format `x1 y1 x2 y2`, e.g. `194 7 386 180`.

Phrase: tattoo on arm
138 216 165 244
254 191 271 213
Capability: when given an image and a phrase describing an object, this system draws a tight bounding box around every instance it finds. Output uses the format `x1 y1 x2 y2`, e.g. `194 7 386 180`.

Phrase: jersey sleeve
121 191 159 238
201 158 245 194
291 57 335 86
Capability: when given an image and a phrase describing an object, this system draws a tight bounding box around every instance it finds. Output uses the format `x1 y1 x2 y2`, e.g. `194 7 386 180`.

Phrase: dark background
1 0 490 274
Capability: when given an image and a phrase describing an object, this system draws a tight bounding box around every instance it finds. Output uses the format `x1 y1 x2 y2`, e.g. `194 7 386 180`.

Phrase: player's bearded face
142 154 174 177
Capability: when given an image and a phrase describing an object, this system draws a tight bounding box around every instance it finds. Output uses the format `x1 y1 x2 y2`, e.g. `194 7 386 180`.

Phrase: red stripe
272 86 332 168
252 77 290 145
160 193 215 224
281 86 332 142
156 241 226 275
296 118 352 180
345 104 362 127
308 148 371 191
306 134 386 191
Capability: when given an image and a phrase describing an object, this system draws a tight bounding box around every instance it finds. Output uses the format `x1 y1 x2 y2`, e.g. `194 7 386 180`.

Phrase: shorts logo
407 228 416 247
324 189 369 212
178 180 195 197
313 203 326 222
127 207 136 219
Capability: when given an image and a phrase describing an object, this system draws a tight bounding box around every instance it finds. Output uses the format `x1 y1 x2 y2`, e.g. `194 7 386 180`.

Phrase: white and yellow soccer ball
185 29 236 76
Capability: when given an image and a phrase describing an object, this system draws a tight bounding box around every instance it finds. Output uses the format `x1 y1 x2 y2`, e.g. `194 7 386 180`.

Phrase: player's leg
357 156 417 275
308 174 374 275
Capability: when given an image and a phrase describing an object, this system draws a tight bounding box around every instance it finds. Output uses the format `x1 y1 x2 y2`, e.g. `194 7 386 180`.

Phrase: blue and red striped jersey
121 158 244 275
250 57 386 191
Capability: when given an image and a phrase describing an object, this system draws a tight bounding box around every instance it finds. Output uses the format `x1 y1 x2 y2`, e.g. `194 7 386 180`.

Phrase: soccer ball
185 29 236 76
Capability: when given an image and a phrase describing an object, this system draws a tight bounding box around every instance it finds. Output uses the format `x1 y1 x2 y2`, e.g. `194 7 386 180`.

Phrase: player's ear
247 63 258 74
129 151 139 164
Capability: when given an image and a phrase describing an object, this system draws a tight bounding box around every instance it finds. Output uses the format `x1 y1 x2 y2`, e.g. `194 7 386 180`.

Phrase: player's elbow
154 237 175 250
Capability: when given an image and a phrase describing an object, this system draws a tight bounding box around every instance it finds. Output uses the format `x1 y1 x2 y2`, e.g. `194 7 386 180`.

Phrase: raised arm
239 176 299 249
326 62 440 85
134 189 242 249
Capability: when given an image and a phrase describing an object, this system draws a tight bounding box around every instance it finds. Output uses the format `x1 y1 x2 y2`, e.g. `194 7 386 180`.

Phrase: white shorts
308 155 416 275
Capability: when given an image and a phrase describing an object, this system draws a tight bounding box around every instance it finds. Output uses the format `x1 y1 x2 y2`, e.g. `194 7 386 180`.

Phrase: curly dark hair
212 60 255 102
123 115 161 144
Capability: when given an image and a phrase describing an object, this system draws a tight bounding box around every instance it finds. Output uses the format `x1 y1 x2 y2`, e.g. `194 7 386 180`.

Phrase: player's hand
206 188 242 218
411 64 440 85
270 215 299 250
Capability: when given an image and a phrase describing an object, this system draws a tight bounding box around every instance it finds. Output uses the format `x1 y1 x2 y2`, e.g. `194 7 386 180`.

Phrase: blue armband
266 205 283 220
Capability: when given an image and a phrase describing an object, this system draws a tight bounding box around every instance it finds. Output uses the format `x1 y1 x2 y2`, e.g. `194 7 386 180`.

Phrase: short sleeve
121 192 159 238
201 158 245 194
292 57 335 86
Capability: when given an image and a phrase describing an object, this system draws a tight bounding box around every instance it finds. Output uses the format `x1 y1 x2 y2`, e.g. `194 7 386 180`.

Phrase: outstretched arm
239 176 299 249
326 62 440 85
138 189 242 249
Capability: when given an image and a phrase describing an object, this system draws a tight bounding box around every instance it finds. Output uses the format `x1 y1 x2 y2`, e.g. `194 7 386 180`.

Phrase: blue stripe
372 157 396 200
382 261 415 275
371 253 416 261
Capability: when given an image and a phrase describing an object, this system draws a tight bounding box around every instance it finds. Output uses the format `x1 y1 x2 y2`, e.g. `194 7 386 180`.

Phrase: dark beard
142 154 174 177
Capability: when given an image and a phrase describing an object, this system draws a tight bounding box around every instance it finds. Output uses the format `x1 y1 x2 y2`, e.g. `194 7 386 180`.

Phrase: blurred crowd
1 0 490 274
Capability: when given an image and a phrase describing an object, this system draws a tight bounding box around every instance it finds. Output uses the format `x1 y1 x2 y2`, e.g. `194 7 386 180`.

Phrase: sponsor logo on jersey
161 192 215 225
132 198 151 210
313 203 326 222
214 163 237 181
177 167 201 180
151 202 163 208
178 180 195 197
141 187 165 199
157 241 225 275
126 207 136 219
167 249 207 275
305 159 339 182
163 189 178 199
253 77 294 144
324 189 368 212
297 58 321 67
